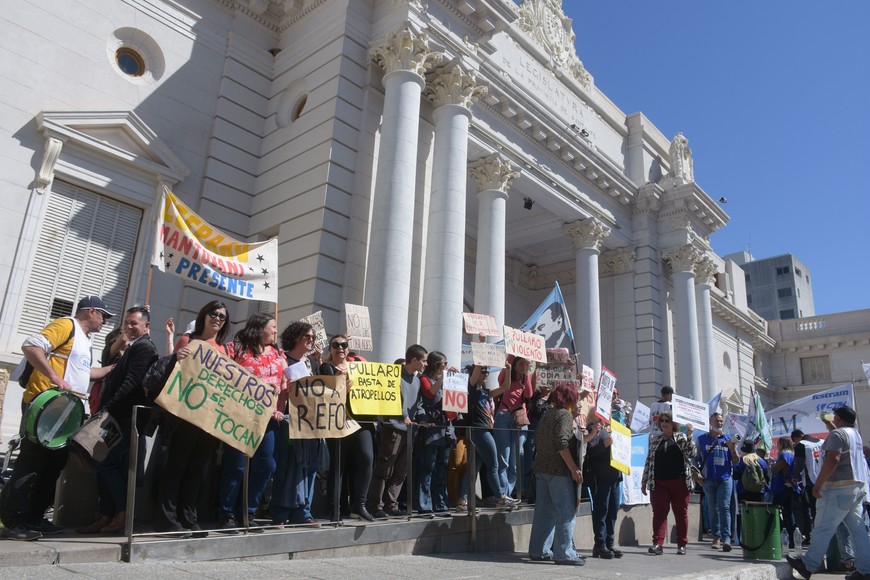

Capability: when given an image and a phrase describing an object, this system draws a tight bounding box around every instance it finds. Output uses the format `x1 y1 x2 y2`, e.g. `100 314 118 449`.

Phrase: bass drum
25 389 85 450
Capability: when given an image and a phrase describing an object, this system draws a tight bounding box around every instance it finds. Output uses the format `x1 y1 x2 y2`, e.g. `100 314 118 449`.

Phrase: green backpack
741 460 765 492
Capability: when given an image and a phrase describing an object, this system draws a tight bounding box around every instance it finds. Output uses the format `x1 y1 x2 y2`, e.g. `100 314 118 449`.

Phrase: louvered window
18 181 142 354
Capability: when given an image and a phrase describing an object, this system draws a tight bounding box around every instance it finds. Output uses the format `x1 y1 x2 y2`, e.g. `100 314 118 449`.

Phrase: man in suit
78 306 157 534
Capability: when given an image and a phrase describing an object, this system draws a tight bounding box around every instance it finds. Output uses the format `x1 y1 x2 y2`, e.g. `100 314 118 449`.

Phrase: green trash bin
740 503 781 560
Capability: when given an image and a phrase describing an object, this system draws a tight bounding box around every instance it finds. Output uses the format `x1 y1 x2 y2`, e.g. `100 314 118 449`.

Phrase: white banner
766 384 855 440
442 371 469 413
630 400 651 433
594 366 617 422
345 304 373 352
470 342 506 368
462 313 499 336
503 325 547 363
671 394 710 431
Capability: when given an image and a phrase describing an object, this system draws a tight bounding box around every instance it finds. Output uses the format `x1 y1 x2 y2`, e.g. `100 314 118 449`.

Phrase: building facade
727 252 816 321
1 0 774 438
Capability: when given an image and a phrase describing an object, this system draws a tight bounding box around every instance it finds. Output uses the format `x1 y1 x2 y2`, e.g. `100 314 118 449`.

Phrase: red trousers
650 478 690 547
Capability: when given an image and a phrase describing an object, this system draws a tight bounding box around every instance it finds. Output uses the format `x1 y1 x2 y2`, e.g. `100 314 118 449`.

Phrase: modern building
726 252 815 321
0 0 788 440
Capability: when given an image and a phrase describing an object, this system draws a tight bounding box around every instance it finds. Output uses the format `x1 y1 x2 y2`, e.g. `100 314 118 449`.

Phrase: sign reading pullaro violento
156 340 275 457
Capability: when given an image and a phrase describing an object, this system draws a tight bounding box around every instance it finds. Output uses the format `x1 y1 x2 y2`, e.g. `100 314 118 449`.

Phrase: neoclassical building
0 0 779 437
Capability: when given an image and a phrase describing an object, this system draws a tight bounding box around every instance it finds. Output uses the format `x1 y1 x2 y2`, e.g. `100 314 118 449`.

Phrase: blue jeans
494 410 527 496
469 428 506 498
591 475 621 549
703 477 733 542
802 483 870 573
417 442 450 512
528 472 579 562
217 419 279 519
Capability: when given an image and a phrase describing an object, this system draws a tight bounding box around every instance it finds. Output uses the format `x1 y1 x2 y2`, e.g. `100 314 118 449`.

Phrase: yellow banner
156 340 276 457
609 420 632 475
346 361 403 416
287 375 360 439
151 187 278 302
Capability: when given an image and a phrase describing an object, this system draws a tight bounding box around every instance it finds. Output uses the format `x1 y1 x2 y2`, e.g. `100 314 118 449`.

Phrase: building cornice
710 294 775 351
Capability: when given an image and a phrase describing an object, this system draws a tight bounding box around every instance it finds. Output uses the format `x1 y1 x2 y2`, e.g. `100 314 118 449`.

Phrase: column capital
694 254 717 285
424 64 488 110
663 244 703 274
600 246 636 276
563 217 611 252
468 153 519 192
370 26 443 77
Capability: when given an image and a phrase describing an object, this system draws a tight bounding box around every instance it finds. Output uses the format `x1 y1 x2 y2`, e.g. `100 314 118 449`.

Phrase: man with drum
78 306 158 534
0 295 115 541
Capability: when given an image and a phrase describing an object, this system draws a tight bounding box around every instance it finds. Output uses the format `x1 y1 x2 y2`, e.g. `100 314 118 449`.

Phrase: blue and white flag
707 391 722 417
521 282 575 355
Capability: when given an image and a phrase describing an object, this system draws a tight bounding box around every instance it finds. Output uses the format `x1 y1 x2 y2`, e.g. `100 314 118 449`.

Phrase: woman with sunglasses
641 411 696 555
320 334 375 522
155 300 231 537
416 351 456 517
494 356 533 501
270 321 323 527
215 313 287 532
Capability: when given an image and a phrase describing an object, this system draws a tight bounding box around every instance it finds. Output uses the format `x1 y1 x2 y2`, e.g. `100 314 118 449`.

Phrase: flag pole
145 265 154 306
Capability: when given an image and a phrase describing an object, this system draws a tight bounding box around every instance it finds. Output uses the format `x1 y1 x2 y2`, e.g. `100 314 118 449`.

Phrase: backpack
741 460 765 492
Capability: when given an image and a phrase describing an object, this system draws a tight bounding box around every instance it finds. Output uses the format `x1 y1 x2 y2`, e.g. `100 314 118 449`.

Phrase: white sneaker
496 496 515 510
711 537 721 550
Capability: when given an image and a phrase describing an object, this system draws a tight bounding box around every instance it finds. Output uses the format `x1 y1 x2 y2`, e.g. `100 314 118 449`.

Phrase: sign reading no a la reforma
156 340 276 457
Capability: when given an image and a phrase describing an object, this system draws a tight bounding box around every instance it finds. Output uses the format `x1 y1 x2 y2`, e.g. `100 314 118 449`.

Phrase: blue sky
567 1 869 315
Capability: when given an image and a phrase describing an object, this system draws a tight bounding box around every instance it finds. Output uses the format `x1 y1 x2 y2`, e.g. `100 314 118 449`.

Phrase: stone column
563 217 610 380
468 154 519 345
420 65 487 365
664 245 703 401
366 28 442 362
695 256 717 402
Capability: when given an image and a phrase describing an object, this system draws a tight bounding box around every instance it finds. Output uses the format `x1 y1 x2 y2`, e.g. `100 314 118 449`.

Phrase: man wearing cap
0 296 115 541
649 386 674 440
787 406 870 580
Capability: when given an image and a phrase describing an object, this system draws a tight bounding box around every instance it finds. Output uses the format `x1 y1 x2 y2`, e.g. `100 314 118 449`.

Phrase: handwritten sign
535 364 577 389
503 325 546 363
287 375 360 439
580 364 595 392
470 342 506 368
300 311 328 354
671 393 710 431
594 366 617 422
442 371 469 413
546 348 571 363
462 313 499 336
156 340 276 457
629 400 651 433
345 303 373 352
609 420 632 475
346 361 402 416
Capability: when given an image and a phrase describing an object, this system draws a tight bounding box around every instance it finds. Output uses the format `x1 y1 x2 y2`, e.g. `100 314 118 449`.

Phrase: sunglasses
659 418 672 424
303 333 316 340
330 341 349 350
208 311 228 322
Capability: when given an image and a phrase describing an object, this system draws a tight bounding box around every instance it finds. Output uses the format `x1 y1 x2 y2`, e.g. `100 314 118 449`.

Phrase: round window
116 47 145 77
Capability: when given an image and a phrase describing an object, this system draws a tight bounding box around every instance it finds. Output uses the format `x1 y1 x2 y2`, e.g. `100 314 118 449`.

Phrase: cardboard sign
345 303 373 352
470 342 506 368
156 340 276 457
346 361 402 416
609 420 632 475
503 325 546 363
535 363 577 389
287 375 360 439
629 400 651 433
300 311 328 354
442 371 469 413
595 366 617 422
546 348 571 363
462 313 499 336
671 393 710 431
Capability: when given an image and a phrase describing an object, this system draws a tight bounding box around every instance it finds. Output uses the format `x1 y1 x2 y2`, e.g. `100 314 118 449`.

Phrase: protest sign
346 361 402 416
580 364 594 391
300 311 328 353
594 366 617 422
285 360 309 382
156 340 275 457
152 187 277 302
766 384 854 440
470 342 506 368
503 325 546 363
442 371 469 413
535 363 577 389
462 313 499 336
629 400 651 433
622 433 650 505
546 348 571 363
345 304 373 352
671 393 710 431
609 420 632 475
577 387 596 428
287 375 360 439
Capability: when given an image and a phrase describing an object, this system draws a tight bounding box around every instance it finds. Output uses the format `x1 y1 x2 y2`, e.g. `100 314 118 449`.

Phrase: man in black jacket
79 306 157 534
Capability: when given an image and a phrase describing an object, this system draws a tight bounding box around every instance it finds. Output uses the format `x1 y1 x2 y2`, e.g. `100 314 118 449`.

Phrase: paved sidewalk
0 543 850 580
